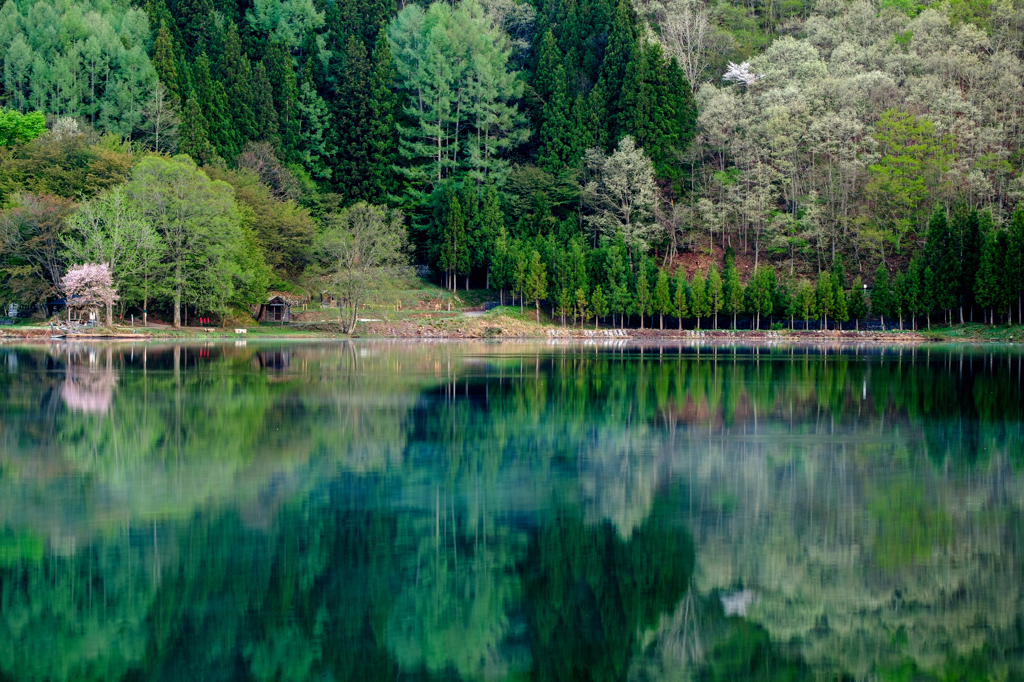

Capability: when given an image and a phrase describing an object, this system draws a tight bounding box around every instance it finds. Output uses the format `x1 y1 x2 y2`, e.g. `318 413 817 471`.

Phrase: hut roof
266 291 308 306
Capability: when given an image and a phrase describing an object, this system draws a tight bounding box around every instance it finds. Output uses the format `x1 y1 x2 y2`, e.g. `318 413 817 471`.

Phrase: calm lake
1 340 1022 681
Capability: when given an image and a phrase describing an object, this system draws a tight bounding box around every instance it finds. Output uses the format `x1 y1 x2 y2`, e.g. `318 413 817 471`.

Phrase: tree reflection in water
0 341 1021 681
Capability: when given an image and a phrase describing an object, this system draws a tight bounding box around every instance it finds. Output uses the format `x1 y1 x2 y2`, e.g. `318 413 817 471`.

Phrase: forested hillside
0 0 1022 328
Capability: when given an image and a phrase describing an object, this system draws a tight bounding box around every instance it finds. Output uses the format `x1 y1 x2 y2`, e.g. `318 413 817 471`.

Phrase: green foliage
0 109 45 147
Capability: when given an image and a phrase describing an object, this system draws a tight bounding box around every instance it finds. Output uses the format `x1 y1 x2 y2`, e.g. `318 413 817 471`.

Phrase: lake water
1 340 1022 682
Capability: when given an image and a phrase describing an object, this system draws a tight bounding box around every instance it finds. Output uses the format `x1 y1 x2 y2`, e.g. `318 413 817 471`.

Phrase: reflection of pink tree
61 263 118 326
61 371 116 414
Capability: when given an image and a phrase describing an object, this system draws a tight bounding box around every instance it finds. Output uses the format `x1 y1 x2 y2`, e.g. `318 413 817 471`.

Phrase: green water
1 340 1022 682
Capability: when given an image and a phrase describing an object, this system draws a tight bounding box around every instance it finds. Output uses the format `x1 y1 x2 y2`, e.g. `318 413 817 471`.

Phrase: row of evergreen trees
475 204 1024 331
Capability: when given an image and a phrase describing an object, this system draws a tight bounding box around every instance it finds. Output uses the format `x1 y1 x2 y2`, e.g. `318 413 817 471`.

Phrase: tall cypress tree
250 61 279 143
193 54 236 160
924 206 956 324
365 27 396 202
598 0 638 143
178 94 215 164
219 22 257 149
174 0 216 59
331 34 372 200
957 208 982 322
872 264 892 329
1009 203 1024 324
263 40 300 160
152 20 181 103
619 43 697 178
538 62 576 171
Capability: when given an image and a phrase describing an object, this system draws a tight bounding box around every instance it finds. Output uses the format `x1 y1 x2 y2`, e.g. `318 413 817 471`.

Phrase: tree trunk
173 279 182 328
660 313 664 330
535 300 540 323
106 303 113 328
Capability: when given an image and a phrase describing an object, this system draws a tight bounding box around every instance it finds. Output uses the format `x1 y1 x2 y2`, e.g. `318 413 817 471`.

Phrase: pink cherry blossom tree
61 263 119 327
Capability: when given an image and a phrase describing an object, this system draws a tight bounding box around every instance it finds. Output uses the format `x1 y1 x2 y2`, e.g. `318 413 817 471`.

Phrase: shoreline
1 325 1016 345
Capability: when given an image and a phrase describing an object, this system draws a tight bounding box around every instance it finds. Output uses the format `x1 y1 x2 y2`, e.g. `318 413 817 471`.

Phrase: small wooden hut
258 292 308 323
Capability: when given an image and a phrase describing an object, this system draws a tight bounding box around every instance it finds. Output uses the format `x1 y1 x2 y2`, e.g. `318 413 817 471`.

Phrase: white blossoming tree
61 263 118 327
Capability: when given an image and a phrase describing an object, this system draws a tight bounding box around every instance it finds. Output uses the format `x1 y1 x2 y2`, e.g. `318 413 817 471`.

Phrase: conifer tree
441 195 468 291
526 249 549 322
653 268 671 329
605 245 628 327
924 206 956 324
633 258 651 328
296 75 333 181
153 20 181 103
691 271 708 329
976 229 1007 325
1010 204 1024 324
619 43 697 178
673 270 689 329
599 0 638 141
193 54 236 159
478 183 503 286
365 27 397 201
905 258 922 329
954 207 982 322
747 266 775 330
849 276 867 330
706 263 722 329
175 0 216 59
538 62 577 171
591 285 608 328
893 270 907 330
722 248 742 328
219 22 257 147
872 264 892 330
263 40 300 158
922 265 936 329
178 94 215 164
815 270 834 329
250 62 279 142
832 272 848 329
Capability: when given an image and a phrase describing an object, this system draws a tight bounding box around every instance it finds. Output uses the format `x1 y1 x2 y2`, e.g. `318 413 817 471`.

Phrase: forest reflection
0 340 1022 682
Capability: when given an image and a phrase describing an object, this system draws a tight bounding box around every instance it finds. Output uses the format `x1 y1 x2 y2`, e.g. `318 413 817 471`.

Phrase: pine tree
722 248 742 328
893 270 907 330
250 62 279 142
691 271 708 329
653 268 670 329
441 195 468 291
706 263 722 329
849 276 867 330
976 229 1006 325
618 43 697 178
296 75 333 181
193 54 236 159
872 264 892 330
954 207 982 322
605 245 627 327
922 265 937 329
673 270 689 329
599 0 638 141
263 40 300 159
1010 203 1024 324
905 258 923 329
152 20 181 103
366 27 396 201
924 206 956 324
832 272 848 329
219 22 257 148
815 270 834 329
747 267 774 330
633 258 651 328
538 61 576 171
591 285 608 328
174 0 216 59
526 249 549 322
178 94 215 164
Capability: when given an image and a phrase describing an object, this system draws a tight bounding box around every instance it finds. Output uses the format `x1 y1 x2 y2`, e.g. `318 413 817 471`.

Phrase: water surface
1 340 1022 681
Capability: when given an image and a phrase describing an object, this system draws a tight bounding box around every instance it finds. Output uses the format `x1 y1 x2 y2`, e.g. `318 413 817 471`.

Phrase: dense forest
0 0 1023 328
